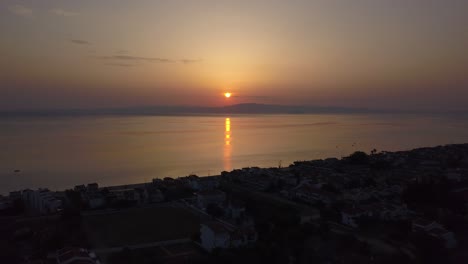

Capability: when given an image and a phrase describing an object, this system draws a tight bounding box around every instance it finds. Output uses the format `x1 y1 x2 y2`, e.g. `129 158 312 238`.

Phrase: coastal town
2 144 468 264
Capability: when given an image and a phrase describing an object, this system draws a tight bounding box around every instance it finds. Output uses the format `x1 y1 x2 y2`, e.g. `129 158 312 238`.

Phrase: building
74 185 86 193
56 247 100 264
341 206 373 228
109 188 140 203
412 219 457 248
293 184 334 205
9 191 22 201
200 222 231 252
22 189 62 215
146 187 165 203
0 195 13 210
225 200 246 220
87 194 106 209
185 175 220 191
428 227 457 248
412 218 440 232
200 221 257 252
86 183 99 193
230 227 258 248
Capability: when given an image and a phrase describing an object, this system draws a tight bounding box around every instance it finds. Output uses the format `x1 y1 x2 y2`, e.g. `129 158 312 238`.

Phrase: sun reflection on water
224 117 232 171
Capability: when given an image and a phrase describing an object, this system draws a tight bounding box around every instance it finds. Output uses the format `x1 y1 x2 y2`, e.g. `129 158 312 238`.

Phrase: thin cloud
9 5 33 17
94 55 203 65
104 63 134 67
96 55 174 63
180 59 203 64
70 39 91 45
115 49 129 54
50 8 79 17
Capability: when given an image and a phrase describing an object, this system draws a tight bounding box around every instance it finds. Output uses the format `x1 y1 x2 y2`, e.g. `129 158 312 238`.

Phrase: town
2 144 468 264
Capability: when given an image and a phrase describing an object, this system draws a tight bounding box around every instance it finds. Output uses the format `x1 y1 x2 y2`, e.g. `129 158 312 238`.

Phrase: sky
1 0 467 111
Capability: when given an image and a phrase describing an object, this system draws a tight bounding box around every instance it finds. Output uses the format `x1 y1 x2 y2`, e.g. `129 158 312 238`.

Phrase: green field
83 206 200 248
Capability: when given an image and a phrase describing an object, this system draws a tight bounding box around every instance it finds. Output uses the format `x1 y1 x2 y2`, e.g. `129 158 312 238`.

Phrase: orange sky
1 0 467 111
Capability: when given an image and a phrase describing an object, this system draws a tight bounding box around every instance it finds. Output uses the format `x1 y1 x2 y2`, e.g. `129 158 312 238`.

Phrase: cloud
115 50 129 54
96 55 174 63
50 8 79 17
94 54 203 65
104 63 133 67
70 39 91 45
9 5 33 17
180 59 203 64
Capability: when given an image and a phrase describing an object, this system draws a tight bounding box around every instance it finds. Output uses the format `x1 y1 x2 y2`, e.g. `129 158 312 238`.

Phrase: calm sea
1 114 468 194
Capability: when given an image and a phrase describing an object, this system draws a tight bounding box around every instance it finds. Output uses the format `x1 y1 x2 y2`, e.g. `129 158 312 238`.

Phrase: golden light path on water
224 117 231 171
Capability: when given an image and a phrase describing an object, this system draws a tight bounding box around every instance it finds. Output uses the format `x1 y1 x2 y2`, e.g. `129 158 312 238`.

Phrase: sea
1 113 468 194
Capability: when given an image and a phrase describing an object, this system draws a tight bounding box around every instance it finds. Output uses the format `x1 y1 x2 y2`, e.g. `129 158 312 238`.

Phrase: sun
224 92 232 98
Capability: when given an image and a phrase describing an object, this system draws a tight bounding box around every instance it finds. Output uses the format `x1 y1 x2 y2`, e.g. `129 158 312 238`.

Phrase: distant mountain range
0 103 382 117
0 103 463 117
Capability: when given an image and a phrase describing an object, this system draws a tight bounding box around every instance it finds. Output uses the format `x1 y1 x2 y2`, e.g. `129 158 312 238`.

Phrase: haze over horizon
1 0 467 111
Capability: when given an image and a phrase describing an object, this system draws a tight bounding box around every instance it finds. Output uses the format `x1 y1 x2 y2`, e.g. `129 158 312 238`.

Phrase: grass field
83 206 200 248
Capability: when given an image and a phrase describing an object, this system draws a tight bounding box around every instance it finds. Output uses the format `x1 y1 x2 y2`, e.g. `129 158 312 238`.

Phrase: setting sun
224 92 232 98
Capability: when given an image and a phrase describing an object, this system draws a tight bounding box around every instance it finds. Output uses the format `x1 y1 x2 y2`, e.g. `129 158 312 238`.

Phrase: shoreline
3 143 468 196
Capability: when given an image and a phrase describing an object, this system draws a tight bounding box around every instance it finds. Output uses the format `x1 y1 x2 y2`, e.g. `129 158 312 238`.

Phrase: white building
200 221 257 252
23 189 62 215
200 222 231 252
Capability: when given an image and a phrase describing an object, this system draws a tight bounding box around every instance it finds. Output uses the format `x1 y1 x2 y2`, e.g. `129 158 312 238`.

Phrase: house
186 175 220 191
293 184 334 205
230 227 258 248
428 227 457 248
86 183 99 193
412 218 440 232
200 221 231 252
197 190 226 209
87 194 106 209
0 195 12 210
9 191 22 201
109 188 140 202
74 185 86 193
341 206 372 228
22 189 62 215
225 200 246 220
200 221 258 252
56 247 100 264
146 187 164 203
412 219 457 248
